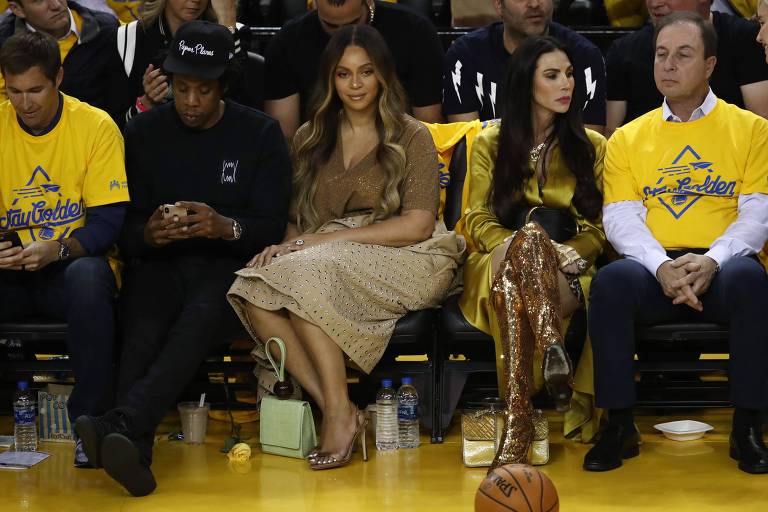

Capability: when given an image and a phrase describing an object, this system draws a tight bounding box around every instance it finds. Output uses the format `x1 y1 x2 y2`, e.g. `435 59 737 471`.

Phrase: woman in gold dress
227 25 464 470
458 36 607 469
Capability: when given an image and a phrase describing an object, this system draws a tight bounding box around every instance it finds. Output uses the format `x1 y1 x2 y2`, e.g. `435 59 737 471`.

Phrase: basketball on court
475 464 559 512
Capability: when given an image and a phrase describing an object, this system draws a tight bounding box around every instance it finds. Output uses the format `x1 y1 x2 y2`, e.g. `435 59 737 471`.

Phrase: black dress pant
589 256 768 411
116 255 243 456
0 258 116 421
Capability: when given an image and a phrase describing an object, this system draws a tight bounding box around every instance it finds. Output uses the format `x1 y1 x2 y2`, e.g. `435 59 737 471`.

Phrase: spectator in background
0 31 128 469
758 0 768 64
605 0 768 137
105 0 263 128
588 13 768 474
711 0 758 17
442 0 607 134
264 0 444 139
74 21 291 496
0 0 118 109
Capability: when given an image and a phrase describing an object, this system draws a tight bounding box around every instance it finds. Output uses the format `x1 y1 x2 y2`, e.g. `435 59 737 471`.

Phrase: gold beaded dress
228 116 465 373
458 125 607 442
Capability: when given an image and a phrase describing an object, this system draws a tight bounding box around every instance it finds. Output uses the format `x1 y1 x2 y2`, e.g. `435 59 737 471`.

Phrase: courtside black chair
365 130 474 443
0 320 259 410
433 135 497 443
635 323 731 408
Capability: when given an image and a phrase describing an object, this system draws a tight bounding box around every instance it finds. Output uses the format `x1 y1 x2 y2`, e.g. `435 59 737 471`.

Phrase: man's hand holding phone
166 201 233 240
0 231 24 270
144 206 181 247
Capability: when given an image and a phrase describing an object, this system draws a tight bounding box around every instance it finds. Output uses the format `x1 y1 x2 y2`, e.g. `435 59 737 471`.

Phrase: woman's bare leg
288 313 358 457
243 304 325 410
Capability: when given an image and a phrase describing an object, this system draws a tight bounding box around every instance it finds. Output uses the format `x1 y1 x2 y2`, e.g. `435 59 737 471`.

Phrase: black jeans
0 258 117 421
589 256 768 411
116 255 243 452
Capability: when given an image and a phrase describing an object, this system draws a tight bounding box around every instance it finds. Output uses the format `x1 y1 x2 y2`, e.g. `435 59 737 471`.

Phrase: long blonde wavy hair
139 0 217 27
293 24 409 233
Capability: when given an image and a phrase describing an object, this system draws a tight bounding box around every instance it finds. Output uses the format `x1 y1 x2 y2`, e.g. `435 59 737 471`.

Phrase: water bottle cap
401 377 413 385
381 379 393 388
17 381 28 391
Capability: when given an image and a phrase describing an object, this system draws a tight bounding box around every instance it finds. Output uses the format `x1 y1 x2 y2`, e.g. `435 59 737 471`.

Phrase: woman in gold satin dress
458 37 607 469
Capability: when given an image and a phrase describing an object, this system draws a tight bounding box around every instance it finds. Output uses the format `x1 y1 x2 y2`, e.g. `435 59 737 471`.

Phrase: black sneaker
101 433 157 497
74 409 133 469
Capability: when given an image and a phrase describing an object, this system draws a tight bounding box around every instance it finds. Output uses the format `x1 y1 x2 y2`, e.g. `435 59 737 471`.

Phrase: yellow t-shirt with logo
0 11 82 100
0 93 129 245
604 99 768 251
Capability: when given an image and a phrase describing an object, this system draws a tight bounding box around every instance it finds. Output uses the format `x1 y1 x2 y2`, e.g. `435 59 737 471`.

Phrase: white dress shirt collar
662 88 718 122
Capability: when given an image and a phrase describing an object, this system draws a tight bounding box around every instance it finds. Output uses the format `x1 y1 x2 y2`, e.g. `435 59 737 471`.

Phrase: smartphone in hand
162 204 189 220
0 231 22 249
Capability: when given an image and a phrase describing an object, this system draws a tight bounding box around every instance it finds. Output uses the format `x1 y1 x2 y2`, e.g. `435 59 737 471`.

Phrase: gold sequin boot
489 223 574 471
511 223 573 413
489 244 535 470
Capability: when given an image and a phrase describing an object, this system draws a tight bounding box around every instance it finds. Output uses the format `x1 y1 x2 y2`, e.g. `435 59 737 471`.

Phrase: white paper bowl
654 420 714 441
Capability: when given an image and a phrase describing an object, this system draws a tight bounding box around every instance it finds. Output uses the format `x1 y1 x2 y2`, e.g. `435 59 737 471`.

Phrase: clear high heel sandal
309 410 369 470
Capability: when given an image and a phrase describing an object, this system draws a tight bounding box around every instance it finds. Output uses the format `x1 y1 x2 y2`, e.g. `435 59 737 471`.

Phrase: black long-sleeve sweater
119 100 291 261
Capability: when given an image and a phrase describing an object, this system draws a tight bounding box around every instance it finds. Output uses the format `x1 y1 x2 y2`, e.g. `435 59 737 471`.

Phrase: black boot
730 408 768 474
74 409 134 468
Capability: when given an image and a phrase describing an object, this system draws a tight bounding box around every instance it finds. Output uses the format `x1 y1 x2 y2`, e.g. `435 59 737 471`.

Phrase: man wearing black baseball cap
75 20 292 497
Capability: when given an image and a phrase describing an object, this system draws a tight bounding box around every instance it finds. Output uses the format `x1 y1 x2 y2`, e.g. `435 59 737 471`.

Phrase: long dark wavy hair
294 25 409 232
491 36 602 225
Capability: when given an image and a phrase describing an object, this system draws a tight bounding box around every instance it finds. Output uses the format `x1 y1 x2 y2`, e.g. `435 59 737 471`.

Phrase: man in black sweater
74 21 291 497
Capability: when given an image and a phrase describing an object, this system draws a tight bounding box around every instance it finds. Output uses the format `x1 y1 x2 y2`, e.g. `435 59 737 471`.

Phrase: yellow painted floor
1 409 767 511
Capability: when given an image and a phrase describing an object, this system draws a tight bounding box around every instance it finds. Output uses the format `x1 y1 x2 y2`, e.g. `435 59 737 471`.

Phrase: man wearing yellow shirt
0 0 117 109
586 12 768 474
0 31 129 468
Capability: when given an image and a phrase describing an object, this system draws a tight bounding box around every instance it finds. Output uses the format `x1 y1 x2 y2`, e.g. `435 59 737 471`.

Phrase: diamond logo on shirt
644 145 736 220
0 164 84 241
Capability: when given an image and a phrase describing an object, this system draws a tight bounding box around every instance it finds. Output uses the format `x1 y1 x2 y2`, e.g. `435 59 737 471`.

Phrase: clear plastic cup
177 402 210 444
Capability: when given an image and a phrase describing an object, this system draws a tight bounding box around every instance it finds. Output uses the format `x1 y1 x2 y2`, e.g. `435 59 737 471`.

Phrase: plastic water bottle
13 381 37 452
397 377 420 449
375 379 398 451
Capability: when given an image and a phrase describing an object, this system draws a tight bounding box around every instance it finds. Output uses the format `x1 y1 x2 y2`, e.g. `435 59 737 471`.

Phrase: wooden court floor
1 408 767 512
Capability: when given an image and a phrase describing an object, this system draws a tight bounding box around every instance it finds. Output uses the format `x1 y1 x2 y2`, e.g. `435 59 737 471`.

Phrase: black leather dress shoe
74 409 133 469
101 433 157 497
583 424 640 472
730 427 768 474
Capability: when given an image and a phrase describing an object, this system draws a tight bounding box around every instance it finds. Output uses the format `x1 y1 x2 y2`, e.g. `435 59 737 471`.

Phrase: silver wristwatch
231 219 243 241
57 239 70 260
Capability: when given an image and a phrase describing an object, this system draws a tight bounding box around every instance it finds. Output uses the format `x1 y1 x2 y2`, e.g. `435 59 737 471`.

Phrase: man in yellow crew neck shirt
0 32 129 468
586 12 768 475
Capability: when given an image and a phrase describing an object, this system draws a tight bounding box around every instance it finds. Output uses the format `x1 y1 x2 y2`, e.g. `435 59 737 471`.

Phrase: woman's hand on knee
248 244 285 268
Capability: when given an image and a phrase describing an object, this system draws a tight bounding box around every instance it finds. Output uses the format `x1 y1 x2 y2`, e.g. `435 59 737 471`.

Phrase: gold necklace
529 142 546 163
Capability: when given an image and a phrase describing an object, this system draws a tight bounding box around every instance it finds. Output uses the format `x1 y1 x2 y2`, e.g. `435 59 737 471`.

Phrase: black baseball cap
163 20 234 80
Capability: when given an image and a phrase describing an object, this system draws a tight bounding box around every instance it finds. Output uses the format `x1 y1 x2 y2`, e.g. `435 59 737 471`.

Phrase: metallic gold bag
461 408 549 467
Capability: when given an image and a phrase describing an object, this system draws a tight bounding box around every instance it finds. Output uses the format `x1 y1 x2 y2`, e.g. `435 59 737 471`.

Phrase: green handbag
259 337 318 459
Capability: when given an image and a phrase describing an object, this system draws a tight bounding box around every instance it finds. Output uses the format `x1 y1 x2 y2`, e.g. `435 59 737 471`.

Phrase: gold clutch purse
461 408 549 467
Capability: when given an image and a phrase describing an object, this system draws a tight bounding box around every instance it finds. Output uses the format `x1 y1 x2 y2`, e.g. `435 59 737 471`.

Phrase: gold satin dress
458 125 607 442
